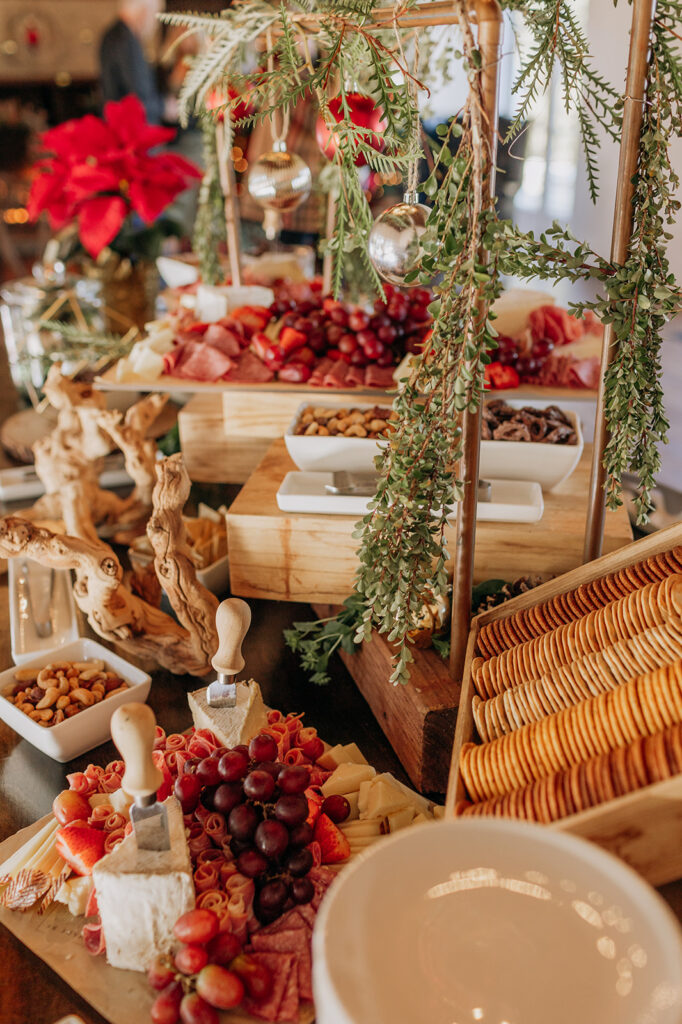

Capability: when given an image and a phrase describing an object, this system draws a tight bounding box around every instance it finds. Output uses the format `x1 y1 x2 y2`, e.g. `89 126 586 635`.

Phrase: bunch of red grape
495 333 555 381
257 283 433 382
148 908 271 1024
174 734 317 925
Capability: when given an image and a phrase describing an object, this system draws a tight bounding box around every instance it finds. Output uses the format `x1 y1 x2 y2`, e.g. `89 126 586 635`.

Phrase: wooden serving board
0 818 314 1024
444 520 682 887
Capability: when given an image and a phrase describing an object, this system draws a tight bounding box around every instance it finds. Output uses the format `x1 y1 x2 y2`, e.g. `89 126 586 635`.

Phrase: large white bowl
312 819 682 1024
0 638 151 762
285 401 584 490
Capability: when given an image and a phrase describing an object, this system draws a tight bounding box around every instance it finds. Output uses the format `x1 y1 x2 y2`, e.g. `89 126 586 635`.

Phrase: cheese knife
110 703 170 852
206 598 252 709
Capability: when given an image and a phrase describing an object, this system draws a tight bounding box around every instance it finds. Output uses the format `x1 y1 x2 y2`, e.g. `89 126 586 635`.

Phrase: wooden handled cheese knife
207 598 252 709
110 703 170 852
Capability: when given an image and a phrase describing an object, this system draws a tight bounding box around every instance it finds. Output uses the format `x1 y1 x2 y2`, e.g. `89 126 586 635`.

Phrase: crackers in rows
477 545 682 658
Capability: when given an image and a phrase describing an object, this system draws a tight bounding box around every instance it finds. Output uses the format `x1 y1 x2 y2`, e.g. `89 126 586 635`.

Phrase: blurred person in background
99 0 178 125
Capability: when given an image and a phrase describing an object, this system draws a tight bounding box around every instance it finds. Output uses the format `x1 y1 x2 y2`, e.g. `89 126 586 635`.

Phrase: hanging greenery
165 0 682 684
193 118 227 285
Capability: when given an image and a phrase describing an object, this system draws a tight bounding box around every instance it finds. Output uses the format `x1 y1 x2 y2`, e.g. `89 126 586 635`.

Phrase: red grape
277 765 310 795
175 944 209 976
254 760 284 780
356 329 377 348
248 734 278 763
179 992 219 1024
218 749 249 782
213 782 243 816
285 847 314 877
337 333 358 355
291 876 315 905
236 848 269 878
387 297 408 321
254 819 289 859
231 954 273 1002
348 310 370 331
410 287 431 308
282 312 298 327
307 330 327 353
288 821 314 848
230 836 253 857
233 744 249 759
362 337 386 361
228 803 260 841
377 324 397 344
174 774 203 815
148 956 176 991
182 757 202 775
329 307 348 327
321 794 351 823
151 982 183 1024
206 930 241 967
196 757 221 787
173 908 220 945
257 878 290 916
376 351 395 367
243 770 276 802
196 964 245 1010
325 323 344 344
52 790 92 826
349 349 369 367
373 299 388 314
296 346 316 367
274 794 309 827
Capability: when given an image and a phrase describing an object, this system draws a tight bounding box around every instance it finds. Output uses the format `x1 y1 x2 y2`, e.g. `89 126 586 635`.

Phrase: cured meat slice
171 341 234 382
204 323 242 357
365 364 396 389
308 865 336 910
82 921 105 956
567 357 600 390
250 928 313 1001
309 357 334 387
162 345 185 374
346 364 366 387
323 360 350 388
227 350 275 383
242 951 296 1022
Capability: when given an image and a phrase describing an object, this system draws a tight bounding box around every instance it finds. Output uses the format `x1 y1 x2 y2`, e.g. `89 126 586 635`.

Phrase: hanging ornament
247 139 312 214
368 190 429 286
316 93 387 167
206 85 255 123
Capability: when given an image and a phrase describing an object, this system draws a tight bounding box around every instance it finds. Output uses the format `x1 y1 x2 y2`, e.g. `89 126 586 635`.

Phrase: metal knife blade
110 703 170 854
130 799 171 852
207 673 237 709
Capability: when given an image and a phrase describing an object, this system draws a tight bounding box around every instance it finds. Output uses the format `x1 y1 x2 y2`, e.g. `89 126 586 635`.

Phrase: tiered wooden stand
222 438 631 792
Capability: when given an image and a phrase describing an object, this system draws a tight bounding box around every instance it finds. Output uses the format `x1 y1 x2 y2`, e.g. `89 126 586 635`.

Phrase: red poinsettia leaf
42 115 117 162
127 180 181 223
104 95 175 152
77 195 128 258
67 162 122 198
27 169 66 219
154 152 203 181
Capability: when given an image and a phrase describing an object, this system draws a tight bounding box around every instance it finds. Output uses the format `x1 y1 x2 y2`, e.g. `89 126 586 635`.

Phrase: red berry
52 790 92 826
362 337 386 361
321 794 351 823
218 749 249 782
243 769 275 802
179 992 219 1024
296 345 316 367
277 765 310 794
175 944 209 976
151 982 183 1024
329 307 348 326
248 734 278 763
196 964 245 1010
377 324 397 344
148 956 177 991
325 323 344 344
174 773 202 815
206 930 242 966
173 908 220 945
337 333 358 355
348 310 370 331
196 757 221 787
356 329 376 348
231 954 273 1002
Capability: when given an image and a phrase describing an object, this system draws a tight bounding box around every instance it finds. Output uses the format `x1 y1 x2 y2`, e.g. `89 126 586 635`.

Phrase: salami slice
227 350 275 384
194 862 220 893
250 928 313 1001
82 921 105 956
241 952 296 1022
204 323 241 357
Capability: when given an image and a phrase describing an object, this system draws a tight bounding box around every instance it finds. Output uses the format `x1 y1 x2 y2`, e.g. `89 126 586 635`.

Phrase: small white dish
9 558 79 665
313 819 682 1024
0 638 151 762
276 473 544 524
285 400 583 491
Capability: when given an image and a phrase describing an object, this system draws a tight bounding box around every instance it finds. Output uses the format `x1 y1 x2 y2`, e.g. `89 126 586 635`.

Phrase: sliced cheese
188 680 268 751
387 806 415 832
340 819 382 838
93 797 194 972
343 791 360 821
320 763 376 798
373 773 436 818
412 813 432 826
362 779 410 820
317 744 347 771
340 742 367 765
55 875 94 917
357 780 372 816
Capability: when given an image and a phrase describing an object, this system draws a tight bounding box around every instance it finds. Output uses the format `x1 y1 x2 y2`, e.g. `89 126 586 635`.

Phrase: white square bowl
0 638 151 763
284 400 584 491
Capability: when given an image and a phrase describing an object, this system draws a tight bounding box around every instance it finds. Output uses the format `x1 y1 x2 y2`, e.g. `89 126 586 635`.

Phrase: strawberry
304 786 323 827
230 306 271 336
250 332 273 361
312 812 351 864
279 327 307 355
55 825 106 875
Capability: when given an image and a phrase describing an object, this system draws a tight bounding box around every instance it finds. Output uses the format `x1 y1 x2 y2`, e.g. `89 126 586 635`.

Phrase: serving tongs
324 471 493 503
206 598 252 709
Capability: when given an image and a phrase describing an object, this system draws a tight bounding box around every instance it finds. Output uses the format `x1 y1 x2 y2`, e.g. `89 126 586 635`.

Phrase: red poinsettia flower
28 96 201 258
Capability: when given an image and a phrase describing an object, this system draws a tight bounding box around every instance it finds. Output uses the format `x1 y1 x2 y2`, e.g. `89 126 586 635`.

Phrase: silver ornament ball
368 192 429 287
247 140 312 213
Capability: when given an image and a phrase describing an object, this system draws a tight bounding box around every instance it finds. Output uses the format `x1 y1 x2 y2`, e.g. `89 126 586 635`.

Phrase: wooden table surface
0 347 680 1024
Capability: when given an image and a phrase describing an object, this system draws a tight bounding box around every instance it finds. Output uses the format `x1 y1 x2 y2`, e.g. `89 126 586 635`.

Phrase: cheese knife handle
111 703 163 804
212 598 251 678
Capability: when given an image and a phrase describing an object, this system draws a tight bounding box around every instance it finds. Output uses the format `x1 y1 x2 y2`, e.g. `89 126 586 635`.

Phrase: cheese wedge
317 744 347 771
188 680 268 751
341 742 367 765
93 797 194 972
343 791 360 820
340 819 382 838
372 773 436 818
357 780 372 816
412 813 431 826
387 806 415 832
320 763 376 798
362 779 410 820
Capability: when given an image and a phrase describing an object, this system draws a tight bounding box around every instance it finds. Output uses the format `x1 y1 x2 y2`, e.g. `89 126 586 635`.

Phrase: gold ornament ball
246 141 312 213
368 192 430 286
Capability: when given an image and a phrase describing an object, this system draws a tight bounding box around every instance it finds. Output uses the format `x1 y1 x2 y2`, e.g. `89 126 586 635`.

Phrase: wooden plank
444 522 682 885
313 605 457 794
178 395 270 484
0 817 314 1024
226 440 633 603
221 390 389 438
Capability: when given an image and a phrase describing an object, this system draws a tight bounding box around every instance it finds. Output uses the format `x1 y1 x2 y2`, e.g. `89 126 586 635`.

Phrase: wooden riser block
178 395 270 484
314 604 457 794
226 440 633 604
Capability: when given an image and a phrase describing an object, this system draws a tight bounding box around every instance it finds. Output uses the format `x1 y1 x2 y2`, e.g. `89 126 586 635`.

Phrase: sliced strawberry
279 327 307 354
152 749 174 801
304 787 323 827
230 306 272 336
312 812 351 864
55 825 106 876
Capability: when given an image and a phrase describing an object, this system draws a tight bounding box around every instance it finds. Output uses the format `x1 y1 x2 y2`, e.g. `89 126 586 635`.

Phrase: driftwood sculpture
0 455 219 675
30 365 168 535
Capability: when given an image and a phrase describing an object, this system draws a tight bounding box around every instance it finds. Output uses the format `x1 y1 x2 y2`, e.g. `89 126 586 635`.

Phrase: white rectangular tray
276 473 544 523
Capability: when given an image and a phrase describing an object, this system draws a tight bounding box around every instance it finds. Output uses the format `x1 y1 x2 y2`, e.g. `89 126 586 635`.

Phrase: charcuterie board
95 367 397 398
0 817 315 1024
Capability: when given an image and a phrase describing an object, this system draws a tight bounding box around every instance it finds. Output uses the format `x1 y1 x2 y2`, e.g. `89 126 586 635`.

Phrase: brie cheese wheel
188 680 268 751
93 797 194 972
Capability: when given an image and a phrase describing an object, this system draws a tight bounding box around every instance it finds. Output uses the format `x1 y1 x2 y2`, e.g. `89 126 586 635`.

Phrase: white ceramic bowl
285 401 584 490
0 638 151 762
312 819 682 1024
